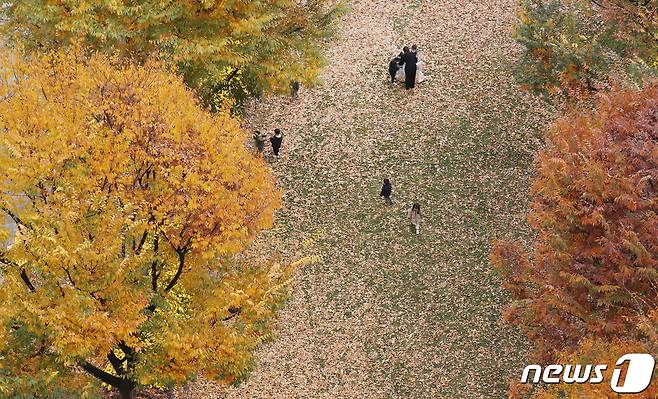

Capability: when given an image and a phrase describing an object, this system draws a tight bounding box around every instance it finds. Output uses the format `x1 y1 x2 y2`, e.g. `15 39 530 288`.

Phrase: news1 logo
521 353 656 394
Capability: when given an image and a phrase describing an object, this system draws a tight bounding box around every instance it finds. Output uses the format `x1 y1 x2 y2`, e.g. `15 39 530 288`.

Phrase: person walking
380 178 393 205
409 203 422 234
253 130 268 154
270 128 283 158
400 46 417 90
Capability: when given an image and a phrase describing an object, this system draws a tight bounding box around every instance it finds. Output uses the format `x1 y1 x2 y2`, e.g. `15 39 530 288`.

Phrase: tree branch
224 67 240 83
117 342 136 362
0 250 17 268
151 261 159 292
151 234 159 292
20 269 36 293
107 350 125 375
164 250 187 292
135 230 148 255
116 341 137 376
80 361 124 388
63 267 77 288
1 206 30 232
223 307 241 321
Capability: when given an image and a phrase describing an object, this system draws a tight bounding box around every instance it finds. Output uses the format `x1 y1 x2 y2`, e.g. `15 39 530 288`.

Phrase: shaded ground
179 1 553 398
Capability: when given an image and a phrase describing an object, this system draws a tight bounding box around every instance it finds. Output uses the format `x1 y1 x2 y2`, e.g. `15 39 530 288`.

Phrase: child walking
409 203 422 234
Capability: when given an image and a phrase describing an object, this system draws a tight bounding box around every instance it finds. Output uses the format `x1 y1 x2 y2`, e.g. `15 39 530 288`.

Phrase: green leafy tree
1 0 344 107
513 0 656 99
514 0 615 98
589 0 658 64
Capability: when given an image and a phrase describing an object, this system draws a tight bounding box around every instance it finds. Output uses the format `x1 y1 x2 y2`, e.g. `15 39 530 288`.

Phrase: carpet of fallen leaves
176 0 555 398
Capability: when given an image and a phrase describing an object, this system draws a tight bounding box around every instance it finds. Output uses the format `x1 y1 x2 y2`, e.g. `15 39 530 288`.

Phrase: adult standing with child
388 44 425 86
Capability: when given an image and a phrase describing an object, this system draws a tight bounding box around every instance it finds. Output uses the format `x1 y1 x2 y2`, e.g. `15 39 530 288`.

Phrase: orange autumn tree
492 83 658 361
0 48 290 398
508 335 658 398
515 306 658 398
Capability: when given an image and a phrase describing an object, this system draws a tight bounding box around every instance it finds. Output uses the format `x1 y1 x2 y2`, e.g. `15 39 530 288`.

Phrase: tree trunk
80 360 137 399
118 381 136 399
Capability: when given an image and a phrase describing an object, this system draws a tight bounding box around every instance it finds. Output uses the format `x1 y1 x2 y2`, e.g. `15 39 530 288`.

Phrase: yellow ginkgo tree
0 48 295 398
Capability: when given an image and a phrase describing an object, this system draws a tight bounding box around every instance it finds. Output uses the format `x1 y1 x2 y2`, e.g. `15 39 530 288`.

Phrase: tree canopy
0 0 344 106
492 83 658 361
514 0 657 99
0 48 295 398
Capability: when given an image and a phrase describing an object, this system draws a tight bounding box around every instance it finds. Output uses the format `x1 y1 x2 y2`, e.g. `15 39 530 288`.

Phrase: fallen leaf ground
178 0 554 398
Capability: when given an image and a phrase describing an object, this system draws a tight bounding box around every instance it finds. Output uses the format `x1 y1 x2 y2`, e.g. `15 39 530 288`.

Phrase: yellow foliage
0 47 291 396
1 0 345 97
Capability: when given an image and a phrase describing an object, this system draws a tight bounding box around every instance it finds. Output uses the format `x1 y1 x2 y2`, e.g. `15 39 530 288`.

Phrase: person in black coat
388 57 402 84
270 128 283 158
400 46 417 90
380 178 392 205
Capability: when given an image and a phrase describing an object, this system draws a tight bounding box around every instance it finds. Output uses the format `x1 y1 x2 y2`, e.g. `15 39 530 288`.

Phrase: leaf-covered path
184 1 552 398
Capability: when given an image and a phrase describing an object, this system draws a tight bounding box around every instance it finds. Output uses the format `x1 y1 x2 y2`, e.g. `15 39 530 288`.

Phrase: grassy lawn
195 1 557 398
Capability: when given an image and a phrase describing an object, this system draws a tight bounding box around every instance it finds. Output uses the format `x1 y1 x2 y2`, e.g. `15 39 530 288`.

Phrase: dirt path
182 1 552 398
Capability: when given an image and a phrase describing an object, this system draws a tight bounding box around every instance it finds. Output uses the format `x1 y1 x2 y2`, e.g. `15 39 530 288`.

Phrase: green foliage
0 0 346 109
0 322 91 398
514 0 614 98
592 0 658 63
513 0 656 99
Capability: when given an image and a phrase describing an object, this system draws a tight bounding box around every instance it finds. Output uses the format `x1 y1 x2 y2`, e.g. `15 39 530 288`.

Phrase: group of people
254 129 284 159
380 46 426 232
380 179 423 235
252 48 427 233
388 44 426 90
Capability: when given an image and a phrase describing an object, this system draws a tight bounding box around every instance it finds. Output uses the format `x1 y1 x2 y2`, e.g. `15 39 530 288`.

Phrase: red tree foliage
492 83 658 360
